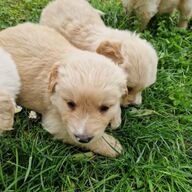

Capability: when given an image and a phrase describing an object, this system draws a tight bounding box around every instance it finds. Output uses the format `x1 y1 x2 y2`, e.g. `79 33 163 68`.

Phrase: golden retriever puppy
121 0 192 30
0 48 21 134
0 23 127 157
40 0 158 106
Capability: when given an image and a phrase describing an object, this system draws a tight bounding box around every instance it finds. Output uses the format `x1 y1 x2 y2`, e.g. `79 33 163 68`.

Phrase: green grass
0 0 192 191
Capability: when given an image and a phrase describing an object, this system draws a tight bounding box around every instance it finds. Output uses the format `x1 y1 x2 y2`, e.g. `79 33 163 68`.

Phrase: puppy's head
96 31 158 106
48 52 127 144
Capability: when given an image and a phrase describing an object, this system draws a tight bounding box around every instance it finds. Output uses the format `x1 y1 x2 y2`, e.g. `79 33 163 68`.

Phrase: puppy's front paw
88 133 123 157
101 134 123 157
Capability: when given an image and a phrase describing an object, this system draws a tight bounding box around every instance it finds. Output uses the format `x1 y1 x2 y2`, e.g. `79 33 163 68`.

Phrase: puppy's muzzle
75 134 93 143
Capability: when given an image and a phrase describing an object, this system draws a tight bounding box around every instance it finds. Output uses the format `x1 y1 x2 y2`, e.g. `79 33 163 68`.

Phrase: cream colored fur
0 23 127 157
0 48 20 99
121 0 192 30
40 0 158 106
0 48 21 134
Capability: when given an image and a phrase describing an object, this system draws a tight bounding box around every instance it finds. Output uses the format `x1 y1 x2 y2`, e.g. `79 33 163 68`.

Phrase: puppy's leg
0 91 15 134
122 0 134 16
110 105 121 129
136 0 159 30
137 10 157 31
85 133 123 157
178 0 192 29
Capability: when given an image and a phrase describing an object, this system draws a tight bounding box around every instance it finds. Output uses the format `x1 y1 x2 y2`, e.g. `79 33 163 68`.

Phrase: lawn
0 0 192 191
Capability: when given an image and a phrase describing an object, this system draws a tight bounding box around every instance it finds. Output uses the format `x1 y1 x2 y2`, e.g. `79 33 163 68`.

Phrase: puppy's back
40 0 105 30
0 23 73 71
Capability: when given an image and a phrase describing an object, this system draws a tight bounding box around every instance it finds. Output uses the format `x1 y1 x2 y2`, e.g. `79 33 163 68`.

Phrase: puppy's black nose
75 134 93 143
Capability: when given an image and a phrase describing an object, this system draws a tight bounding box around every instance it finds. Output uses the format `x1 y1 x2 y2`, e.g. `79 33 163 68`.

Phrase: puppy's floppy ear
96 41 123 64
48 64 59 93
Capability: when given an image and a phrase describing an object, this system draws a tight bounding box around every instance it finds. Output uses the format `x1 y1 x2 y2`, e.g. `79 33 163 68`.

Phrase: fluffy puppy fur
40 0 158 106
121 0 192 30
0 48 21 134
0 23 127 157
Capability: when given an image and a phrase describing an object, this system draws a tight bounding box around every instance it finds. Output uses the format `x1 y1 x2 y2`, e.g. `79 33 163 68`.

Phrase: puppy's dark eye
99 105 109 113
128 87 133 92
67 101 76 110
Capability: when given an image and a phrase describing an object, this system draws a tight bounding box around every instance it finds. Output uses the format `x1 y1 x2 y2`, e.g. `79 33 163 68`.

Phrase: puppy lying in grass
40 0 158 106
0 48 21 134
121 0 192 30
0 23 127 157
